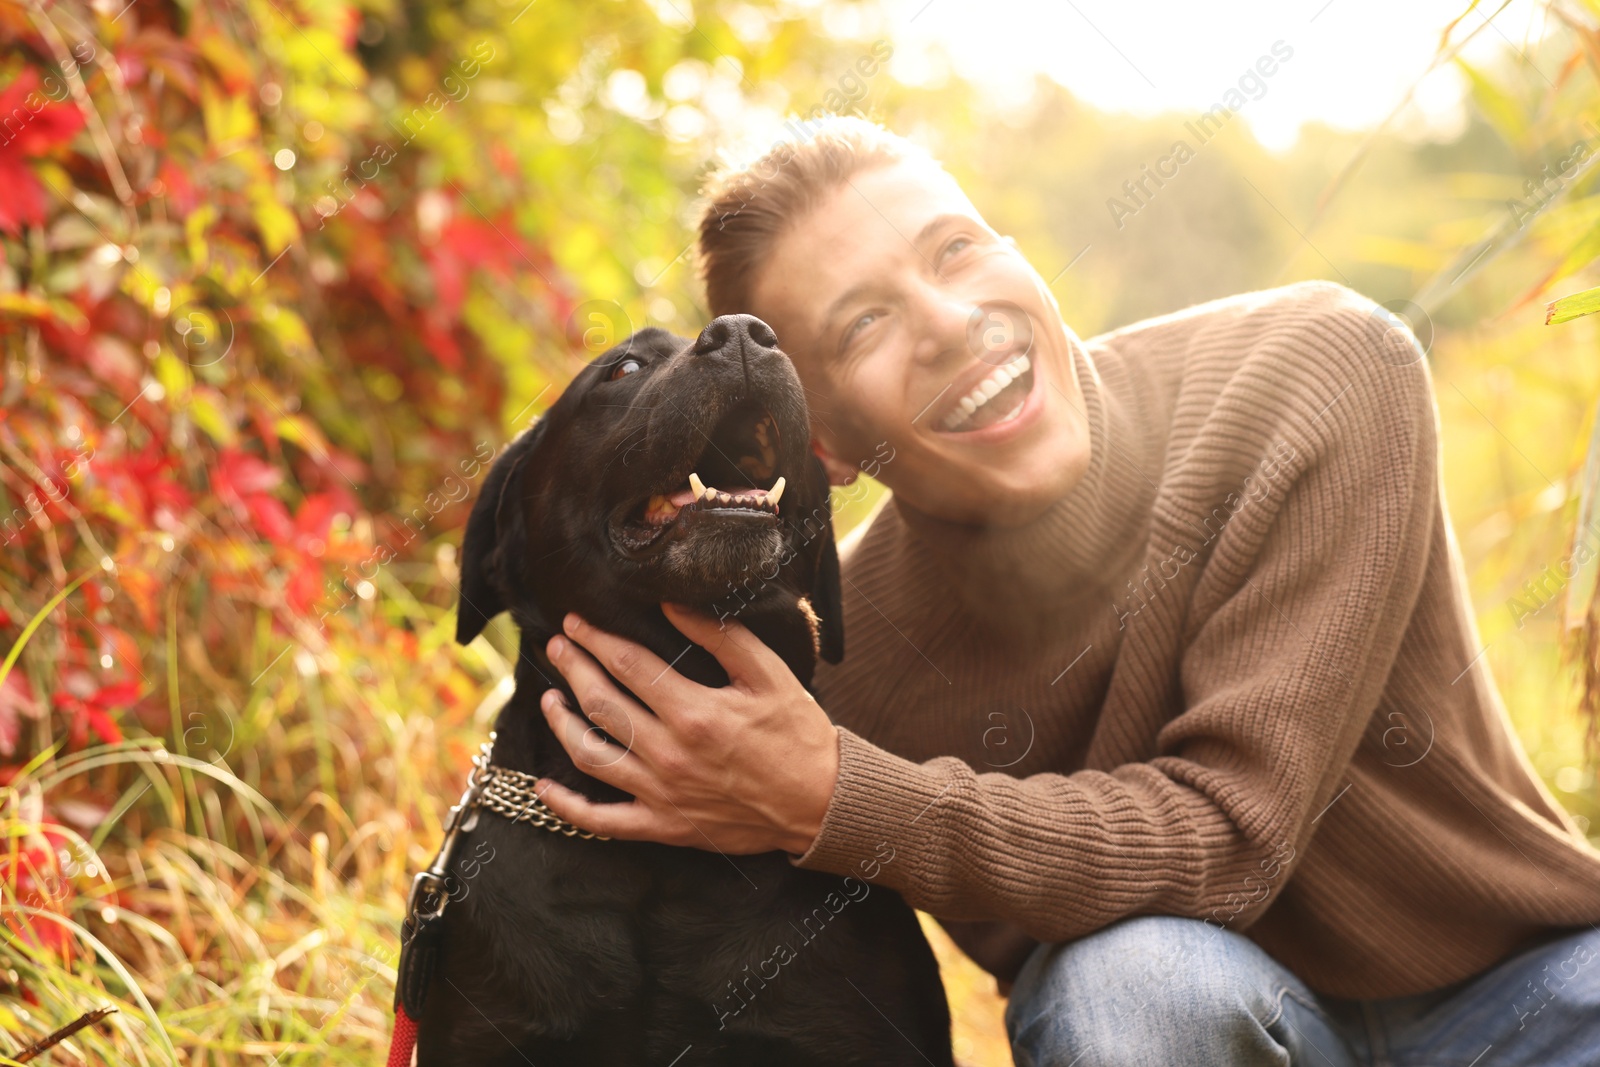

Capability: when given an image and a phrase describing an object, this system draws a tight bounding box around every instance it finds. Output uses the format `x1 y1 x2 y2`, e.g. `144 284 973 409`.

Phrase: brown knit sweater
795 280 1600 1000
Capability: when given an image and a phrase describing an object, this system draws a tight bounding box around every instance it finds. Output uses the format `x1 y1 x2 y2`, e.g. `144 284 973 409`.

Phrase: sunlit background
3 0 1599 1063
891 0 1547 145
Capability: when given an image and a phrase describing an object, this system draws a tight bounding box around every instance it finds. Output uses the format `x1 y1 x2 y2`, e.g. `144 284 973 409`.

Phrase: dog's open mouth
615 400 787 553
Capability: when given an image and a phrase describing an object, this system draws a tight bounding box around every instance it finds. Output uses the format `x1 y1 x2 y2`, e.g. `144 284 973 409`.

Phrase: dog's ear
806 454 845 665
812 528 844 664
456 421 545 645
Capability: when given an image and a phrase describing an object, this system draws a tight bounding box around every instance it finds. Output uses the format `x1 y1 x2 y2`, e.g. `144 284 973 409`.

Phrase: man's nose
910 296 979 367
692 314 780 365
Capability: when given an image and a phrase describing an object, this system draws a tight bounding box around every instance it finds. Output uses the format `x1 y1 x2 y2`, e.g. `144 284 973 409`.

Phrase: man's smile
935 354 1035 434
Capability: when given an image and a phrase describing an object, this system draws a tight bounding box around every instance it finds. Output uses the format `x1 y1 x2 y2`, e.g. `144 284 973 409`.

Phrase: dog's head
455 314 843 666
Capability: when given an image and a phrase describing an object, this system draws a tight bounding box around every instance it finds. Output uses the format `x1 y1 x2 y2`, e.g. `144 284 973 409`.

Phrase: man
530 118 1600 1064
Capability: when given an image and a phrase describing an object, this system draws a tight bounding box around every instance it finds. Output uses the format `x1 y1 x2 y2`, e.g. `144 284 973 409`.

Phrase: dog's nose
692 315 779 361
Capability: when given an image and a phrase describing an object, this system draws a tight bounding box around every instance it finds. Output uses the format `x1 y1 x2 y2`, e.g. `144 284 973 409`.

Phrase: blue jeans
1005 916 1600 1066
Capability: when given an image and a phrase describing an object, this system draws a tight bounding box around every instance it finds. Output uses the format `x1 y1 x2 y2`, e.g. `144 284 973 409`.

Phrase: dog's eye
609 359 642 381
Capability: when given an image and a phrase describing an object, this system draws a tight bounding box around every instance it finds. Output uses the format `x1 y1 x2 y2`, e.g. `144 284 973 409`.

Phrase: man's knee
1005 916 1293 1067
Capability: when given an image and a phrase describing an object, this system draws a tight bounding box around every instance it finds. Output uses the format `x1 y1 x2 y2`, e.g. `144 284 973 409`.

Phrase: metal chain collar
406 733 606 926
476 756 608 840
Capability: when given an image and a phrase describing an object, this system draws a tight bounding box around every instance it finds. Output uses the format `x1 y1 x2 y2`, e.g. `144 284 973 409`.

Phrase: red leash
386 1006 419 1066
386 741 495 1067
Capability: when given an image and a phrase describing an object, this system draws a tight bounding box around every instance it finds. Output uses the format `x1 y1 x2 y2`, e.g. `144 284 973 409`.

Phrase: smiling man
531 119 1600 1065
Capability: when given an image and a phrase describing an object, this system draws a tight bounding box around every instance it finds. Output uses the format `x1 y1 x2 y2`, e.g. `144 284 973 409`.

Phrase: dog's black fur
418 316 953 1065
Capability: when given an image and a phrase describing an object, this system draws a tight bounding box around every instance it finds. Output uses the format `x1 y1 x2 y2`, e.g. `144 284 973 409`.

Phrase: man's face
749 159 1091 527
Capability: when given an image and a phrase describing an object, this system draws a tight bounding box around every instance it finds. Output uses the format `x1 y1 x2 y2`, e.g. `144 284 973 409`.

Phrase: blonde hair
697 117 931 318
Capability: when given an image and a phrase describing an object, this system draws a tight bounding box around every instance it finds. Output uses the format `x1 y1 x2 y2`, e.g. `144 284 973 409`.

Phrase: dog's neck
489 600 819 803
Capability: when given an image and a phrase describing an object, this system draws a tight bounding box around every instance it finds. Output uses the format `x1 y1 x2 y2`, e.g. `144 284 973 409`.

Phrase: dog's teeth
1015 354 1030 374
689 472 707 501
768 476 785 505
959 396 977 415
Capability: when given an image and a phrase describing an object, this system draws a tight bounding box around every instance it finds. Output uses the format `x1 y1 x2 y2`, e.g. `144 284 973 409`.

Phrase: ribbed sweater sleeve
794 289 1441 941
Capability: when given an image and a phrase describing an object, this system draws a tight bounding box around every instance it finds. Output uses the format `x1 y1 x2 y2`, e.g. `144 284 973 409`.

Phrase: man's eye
844 312 878 343
609 359 642 380
940 237 972 263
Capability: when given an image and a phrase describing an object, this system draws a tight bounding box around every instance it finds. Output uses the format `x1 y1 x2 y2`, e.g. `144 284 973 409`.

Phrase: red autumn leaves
212 449 359 615
0 69 85 235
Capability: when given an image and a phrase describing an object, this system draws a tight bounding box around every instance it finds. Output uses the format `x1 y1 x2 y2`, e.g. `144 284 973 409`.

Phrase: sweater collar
890 335 1160 630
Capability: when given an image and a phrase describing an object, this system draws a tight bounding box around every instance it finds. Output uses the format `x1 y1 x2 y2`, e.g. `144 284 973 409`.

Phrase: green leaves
1545 283 1600 324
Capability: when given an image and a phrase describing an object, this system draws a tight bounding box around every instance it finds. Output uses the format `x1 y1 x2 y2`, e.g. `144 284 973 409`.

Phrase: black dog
415 315 953 1065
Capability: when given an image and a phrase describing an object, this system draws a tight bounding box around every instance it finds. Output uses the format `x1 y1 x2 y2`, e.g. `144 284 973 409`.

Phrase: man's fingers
662 602 784 689
533 779 670 842
545 631 673 744
540 689 649 790
558 614 696 702
543 674 662 757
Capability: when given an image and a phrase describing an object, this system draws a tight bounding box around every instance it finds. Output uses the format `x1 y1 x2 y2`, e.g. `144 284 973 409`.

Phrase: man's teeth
942 355 1030 431
688 473 785 509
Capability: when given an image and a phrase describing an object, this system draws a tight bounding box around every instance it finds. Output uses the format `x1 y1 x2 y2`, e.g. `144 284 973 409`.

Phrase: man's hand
534 604 840 856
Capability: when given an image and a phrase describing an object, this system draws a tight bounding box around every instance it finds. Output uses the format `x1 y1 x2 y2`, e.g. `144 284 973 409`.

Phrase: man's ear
456 420 545 645
811 435 858 486
806 453 845 665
